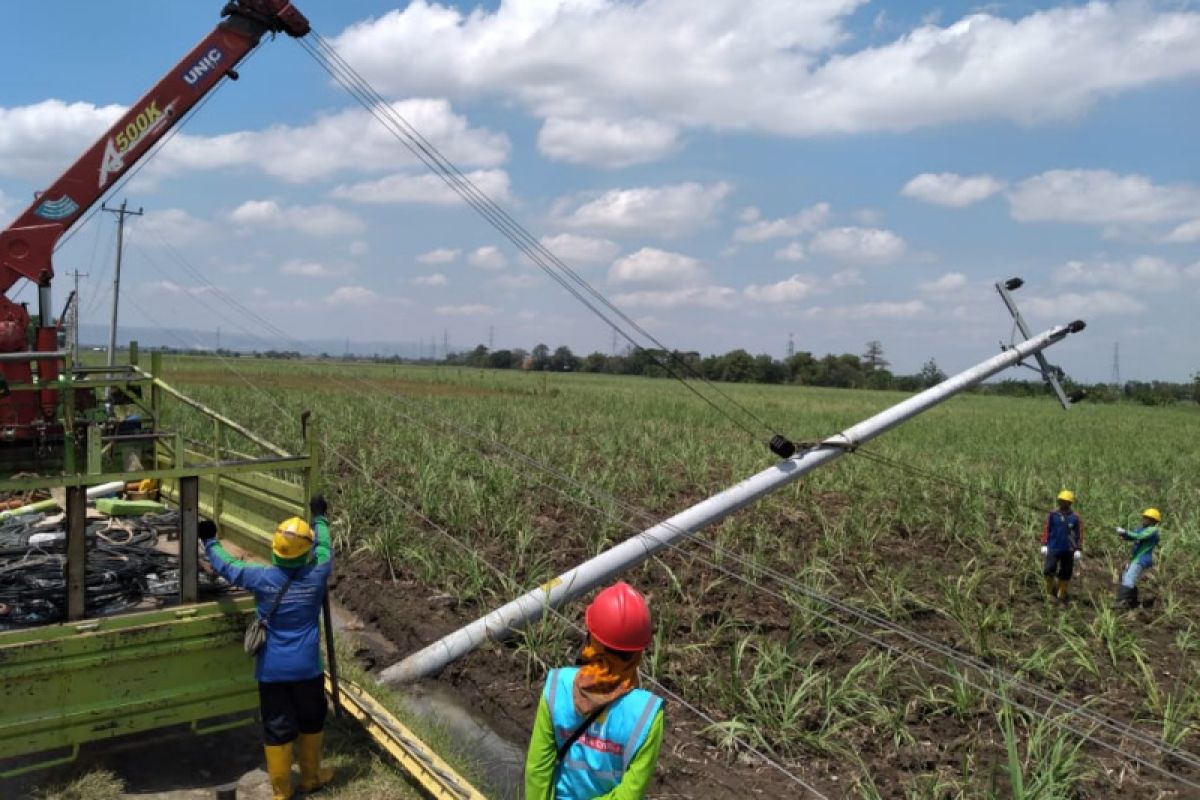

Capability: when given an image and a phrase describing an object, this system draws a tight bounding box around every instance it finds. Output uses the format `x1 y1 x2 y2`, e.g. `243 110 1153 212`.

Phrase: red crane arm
0 0 310 297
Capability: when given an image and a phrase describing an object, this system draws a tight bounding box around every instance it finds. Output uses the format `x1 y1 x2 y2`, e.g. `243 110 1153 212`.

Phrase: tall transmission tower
488 325 494 349
787 332 795 359
1111 342 1121 392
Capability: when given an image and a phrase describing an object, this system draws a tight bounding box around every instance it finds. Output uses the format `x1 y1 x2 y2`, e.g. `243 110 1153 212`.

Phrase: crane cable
295 31 798 457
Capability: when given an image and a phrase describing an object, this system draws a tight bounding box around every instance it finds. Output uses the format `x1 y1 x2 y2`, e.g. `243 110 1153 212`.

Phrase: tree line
441 340 1200 405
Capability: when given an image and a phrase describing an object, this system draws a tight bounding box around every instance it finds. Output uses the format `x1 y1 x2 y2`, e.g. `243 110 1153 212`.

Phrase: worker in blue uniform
200 494 334 800
1040 489 1083 603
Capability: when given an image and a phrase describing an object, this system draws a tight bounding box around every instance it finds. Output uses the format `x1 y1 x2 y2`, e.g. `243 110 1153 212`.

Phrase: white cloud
468 246 508 271
228 200 365 237
326 285 380 306
608 248 706 285
435 303 498 316
1024 290 1146 319
417 247 461 264
0 99 123 180
774 242 807 262
140 280 217 298
734 203 831 243
810 226 907 263
902 172 1006 207
329 2 1200 146
1164 219 1200 243
744 274 819 303
127 208 213 246
554 181 731 238
919 272 968 294
537 117 679 168
614 286 738 309
332 169 511 205
412 273 449 287
281 260 351 278
804 300 928 320
154 100 508 183
539 233 621 265
1008 170 1200 225
1052 256 1182 292
349 240 370 256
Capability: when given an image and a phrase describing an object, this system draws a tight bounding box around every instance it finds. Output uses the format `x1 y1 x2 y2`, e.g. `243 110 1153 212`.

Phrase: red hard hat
585 582 652 652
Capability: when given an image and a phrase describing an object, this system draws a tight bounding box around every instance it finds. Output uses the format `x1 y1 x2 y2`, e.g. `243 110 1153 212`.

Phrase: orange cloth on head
572 637 642 716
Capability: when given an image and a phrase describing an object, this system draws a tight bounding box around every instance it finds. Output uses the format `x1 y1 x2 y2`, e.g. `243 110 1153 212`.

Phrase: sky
1 0 1198 381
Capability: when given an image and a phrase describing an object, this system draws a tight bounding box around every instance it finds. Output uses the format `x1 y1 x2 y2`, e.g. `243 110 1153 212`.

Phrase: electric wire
124 300 828 799
295 32 788 450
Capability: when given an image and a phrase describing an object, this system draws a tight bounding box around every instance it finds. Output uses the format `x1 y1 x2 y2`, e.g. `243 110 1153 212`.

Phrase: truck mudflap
0 598 257 778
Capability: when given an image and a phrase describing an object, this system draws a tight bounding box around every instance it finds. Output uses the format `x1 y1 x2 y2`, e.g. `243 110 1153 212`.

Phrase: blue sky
2 0 1198 380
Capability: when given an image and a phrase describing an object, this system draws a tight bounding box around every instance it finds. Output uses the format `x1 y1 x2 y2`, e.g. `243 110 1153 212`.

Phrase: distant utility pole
787 332 795 359
1111 342 1121 392
488 325 495 350
443 328 449 359
101 199 143 367
216 326 221 352
66 270 88 368
611 327 618 356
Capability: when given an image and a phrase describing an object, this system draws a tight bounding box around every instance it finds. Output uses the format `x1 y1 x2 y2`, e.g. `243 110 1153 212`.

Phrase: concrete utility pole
381 319 1087 684
66 270 88 368
101 200 143 367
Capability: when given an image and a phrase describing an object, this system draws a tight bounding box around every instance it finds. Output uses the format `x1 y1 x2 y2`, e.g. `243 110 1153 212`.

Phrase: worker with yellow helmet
1114 507 1162 610
200 495 334 800
1039 489 1084 603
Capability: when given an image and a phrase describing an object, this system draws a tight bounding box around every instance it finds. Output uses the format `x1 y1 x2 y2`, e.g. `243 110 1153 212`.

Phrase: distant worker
525 582 665 800
1114 508 1162 610
1040 490 1083 603
200 495 334 800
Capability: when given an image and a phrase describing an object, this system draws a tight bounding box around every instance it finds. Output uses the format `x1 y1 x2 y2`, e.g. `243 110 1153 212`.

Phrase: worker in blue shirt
1114 507 1162 610
200 495 334 800
1040 490 1083 603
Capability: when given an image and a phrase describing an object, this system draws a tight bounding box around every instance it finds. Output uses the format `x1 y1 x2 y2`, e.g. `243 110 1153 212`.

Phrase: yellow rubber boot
1056 578 1070 603
297 731 334 792
1045 576 1056 598
264 742 295 800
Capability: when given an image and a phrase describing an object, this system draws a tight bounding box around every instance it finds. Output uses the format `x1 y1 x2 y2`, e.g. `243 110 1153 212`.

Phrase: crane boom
0 1 309 438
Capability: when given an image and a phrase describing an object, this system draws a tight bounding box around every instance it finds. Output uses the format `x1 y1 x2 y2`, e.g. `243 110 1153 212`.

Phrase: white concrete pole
380 321 1084 684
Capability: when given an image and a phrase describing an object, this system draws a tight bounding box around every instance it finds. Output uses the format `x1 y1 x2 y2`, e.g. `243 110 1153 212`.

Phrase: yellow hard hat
1141 507 1162 523
1057 490 1075 503
273 516 314 561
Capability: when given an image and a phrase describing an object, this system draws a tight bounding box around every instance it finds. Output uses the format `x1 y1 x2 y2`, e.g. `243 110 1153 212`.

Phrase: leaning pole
381 321 1085 684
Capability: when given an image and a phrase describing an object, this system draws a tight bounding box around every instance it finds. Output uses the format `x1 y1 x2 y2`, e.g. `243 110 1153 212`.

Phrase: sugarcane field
1 1 1198 799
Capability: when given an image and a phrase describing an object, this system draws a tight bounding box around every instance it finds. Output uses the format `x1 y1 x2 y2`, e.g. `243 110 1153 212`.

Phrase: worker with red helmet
525 581 665 799
200 495 335 800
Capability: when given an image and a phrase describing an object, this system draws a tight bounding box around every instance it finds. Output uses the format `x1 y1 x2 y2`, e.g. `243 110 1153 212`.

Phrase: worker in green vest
1114 507 1162 610
525 582 665 799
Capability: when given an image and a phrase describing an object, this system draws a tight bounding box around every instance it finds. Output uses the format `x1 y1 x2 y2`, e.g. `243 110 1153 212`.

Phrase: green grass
158 356 1200 797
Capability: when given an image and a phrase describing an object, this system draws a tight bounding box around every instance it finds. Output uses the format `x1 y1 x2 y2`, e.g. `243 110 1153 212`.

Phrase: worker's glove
1115 526 1127 535
1039 546 1048 557
309 494 328 518
198 520 217 543
1074 550 1082 562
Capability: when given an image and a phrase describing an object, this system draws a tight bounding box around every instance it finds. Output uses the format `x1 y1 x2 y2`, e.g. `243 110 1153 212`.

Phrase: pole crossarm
380 321 1083 684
